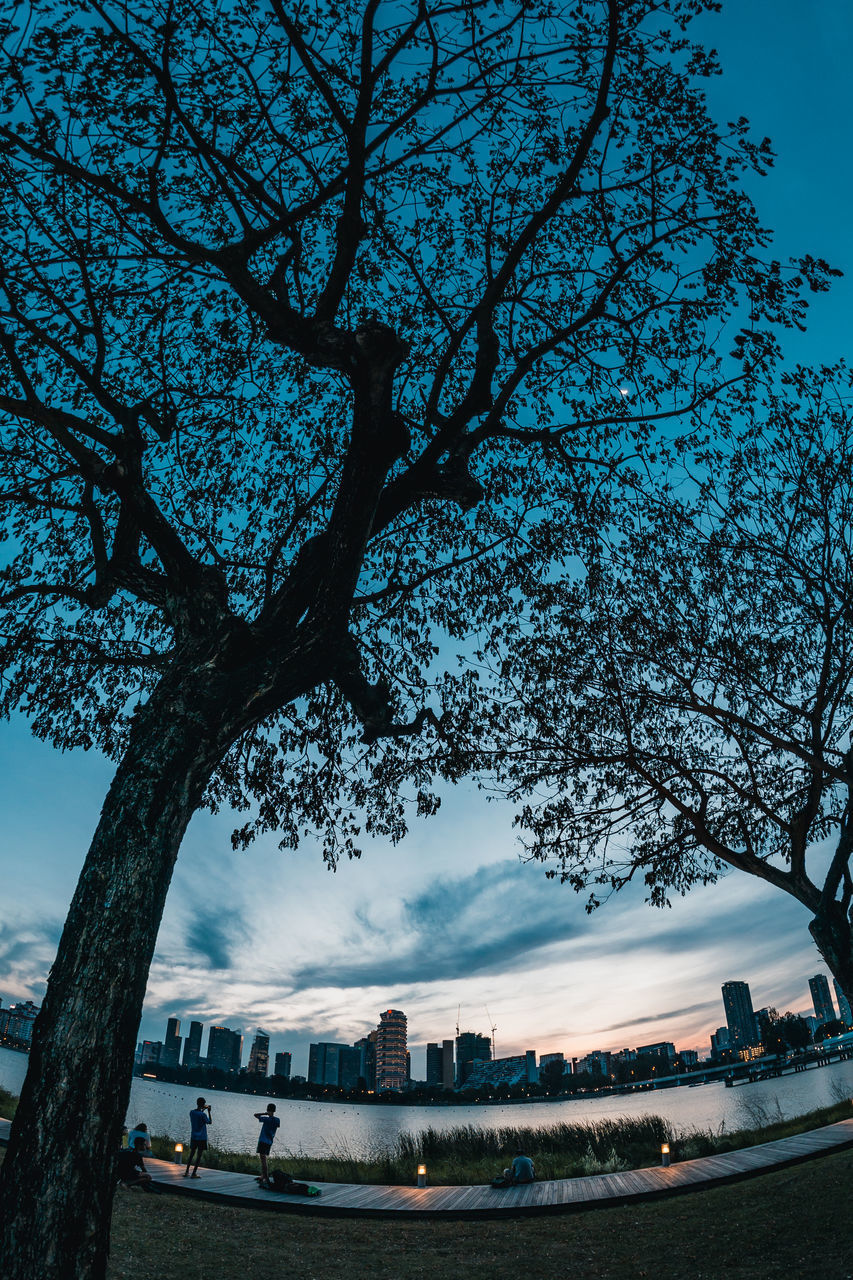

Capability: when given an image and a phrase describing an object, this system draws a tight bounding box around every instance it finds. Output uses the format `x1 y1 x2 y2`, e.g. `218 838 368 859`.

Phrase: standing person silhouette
184 1098 212 1178
254 1103 281 1188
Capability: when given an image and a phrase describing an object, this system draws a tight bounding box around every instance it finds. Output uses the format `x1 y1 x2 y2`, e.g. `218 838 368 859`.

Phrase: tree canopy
481 366 853 1000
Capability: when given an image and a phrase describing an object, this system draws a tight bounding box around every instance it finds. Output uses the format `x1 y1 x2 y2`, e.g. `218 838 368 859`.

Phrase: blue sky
1 0 851 1079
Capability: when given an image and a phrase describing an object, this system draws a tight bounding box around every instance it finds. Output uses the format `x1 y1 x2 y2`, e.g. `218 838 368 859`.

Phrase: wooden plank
137 1119 853 1218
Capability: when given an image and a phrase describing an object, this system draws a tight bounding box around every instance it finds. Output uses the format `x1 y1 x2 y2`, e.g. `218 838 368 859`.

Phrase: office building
375 1009 408 1092
248 1031 270 1076
140 1040 162 1067
273 1052 292 1079
354 1033 377 1090
308 1042 351 1086
162 1017 182 1068
455 1031 491 1087
833 978 852 1027
426 1041 454 1087
206 1024 243 1073
441 1038 454 1089
426 1042 443 1086
182 1021 203 1069
710 1026 730 1060
722 981 758 1048
809 974 836 1027
339 1045 362 1090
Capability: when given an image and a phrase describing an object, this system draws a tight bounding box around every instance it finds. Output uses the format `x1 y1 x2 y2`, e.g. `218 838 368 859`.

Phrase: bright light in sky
1 0 850 1081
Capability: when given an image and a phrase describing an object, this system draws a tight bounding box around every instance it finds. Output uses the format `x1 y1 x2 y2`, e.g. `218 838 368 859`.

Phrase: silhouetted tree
486 367 853 1010
813 1018 845 1043
0 2 829 1275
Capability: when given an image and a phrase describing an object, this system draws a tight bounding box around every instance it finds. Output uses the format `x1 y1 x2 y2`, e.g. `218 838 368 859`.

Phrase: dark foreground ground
105 1149 853 1280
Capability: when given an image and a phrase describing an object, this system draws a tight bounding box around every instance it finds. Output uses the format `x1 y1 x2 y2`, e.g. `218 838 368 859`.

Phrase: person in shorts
253 1103 281 1188
185 1098 212 1178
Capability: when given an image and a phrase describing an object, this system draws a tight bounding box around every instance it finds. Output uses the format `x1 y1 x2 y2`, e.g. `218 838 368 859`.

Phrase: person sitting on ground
117 1137 155 1192
492 1149 536 1188
509 1151 535 1183
126 1121 152 1152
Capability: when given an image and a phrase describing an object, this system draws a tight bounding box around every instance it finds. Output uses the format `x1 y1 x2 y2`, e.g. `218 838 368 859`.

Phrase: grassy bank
108 1147 853 1280
0 1085 17 1120
0 1143 849 1279
144 1097 853 1185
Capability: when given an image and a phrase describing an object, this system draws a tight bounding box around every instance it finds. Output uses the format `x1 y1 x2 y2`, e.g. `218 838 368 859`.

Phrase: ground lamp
174 1143 184 1165
417 1164 427 1188
660 1143 670 1168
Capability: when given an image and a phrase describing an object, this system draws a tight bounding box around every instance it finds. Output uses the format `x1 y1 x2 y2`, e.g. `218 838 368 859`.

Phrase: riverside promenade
4 1115 851 1218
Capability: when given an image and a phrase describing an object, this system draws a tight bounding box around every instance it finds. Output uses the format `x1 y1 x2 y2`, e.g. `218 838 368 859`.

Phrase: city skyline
2 0 853 1089
113 962 844 1083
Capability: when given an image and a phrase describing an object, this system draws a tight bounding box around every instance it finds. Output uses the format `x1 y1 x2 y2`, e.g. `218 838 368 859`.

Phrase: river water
2 1045 851 1158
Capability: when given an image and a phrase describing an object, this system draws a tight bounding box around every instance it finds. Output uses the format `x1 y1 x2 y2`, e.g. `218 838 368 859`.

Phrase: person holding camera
184 1098 212 1178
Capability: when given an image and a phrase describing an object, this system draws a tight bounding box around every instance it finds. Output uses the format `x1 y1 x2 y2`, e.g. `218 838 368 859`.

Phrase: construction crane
484 1005 497 1060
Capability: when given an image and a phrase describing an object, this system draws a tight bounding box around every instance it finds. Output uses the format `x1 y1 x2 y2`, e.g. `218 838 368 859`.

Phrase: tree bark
809 903 853 1009
0 667 237 1280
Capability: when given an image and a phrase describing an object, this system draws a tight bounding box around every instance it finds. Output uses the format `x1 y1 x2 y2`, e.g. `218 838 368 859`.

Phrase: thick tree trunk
809 902 853 1009
0 673 232 1280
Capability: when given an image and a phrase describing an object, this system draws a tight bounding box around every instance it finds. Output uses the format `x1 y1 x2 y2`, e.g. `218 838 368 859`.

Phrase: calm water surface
2 1045 851 1157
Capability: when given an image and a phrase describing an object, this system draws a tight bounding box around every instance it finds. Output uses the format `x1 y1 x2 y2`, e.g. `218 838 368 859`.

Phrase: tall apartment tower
809 974 836 1027
274 1051 292 1079
375 1009 408 1091
248 1031 270 1076
721 981 757 1048
833 978 852 1027
162 1017 182 1068
182 1021 203 1069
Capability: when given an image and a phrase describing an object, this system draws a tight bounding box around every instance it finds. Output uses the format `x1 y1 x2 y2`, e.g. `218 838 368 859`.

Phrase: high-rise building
308 1042 351 1086
455 1031 491 1087
722 981 758 1048
0 1000 38 1044
426 1042 441 1085
206 1025 243 1073
339 1046 362 1090
140 1040 162 1067
248 1031 270 1076
274 1051 292 1079
425 1040 453 1085
182 1021 203 1069
809 974 836 1027
375 1009 408 1091
441 1039 454 1090
710 1026 730 1060
354 1033 377 1090
162 1017 182 1068
833 978 852 1027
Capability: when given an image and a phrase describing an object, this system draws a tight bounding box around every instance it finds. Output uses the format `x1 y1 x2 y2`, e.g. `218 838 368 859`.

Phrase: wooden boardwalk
4 1115 850 1218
